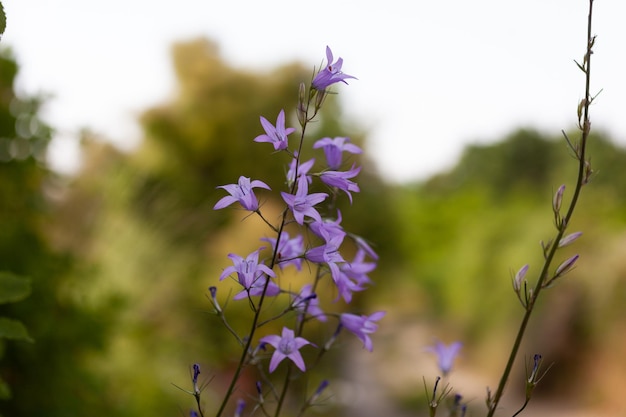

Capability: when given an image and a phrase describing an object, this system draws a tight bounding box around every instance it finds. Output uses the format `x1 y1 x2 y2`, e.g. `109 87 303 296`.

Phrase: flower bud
553 184 565 213
297 82 307 126
558 232 582 248
555 254 579 278
513 264 529 293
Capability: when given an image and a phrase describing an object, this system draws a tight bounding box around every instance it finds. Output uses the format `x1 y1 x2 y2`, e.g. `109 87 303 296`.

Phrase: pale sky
4 0 626 182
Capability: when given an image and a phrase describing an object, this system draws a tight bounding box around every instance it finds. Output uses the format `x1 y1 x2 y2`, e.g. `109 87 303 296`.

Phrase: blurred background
1 1 625 416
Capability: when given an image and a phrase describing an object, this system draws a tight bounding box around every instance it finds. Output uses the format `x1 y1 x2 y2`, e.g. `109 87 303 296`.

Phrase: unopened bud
513 264 529 293
553 184 565 213
555 254 579 278
297 82 307 126
558 232 582 248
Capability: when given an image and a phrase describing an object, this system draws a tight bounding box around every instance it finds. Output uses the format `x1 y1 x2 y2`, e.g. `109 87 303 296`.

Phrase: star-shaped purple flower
220 248 275 289
292 284 327 322
312 46 357 91
261 231 304 270
340 311 385 352
214 176 271 211
260 327 312 372
313 136 362 170
254 109 296 150
426 341 462 376
281 176 328 225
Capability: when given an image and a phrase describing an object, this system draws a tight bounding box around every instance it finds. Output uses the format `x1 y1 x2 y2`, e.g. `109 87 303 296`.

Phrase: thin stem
486 1 595 415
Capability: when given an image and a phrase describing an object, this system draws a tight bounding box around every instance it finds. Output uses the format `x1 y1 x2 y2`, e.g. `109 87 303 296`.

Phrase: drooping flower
313 136 362 170
260 327 312 372
426 340 462 376
309 211 346 243
261 231 304 270
214 176 271 211
254 109 296 150
305 232 346 285
319 164 361 203
281 175 328 225
312 46 357 91
340 311 385 351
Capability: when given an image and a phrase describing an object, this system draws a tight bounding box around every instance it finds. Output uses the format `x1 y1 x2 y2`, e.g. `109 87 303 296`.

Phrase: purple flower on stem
260 327 312 372
554 254 579 277
427 341 462 376
261 232 304 270
220 249 275 289
312 46 357 91
292 284 327 322
309 211 346 243
513 264 529 293
214 176 271 211
558 231 582 248
287 155 315 186
340 311 385 352
319 164 361 203
281 175 328 225
254 109 296 151
313 136 362 170
306 233 346 286
192 363 201 394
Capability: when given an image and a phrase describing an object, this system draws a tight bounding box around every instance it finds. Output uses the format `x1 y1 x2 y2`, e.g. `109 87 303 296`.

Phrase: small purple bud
190 411 199 417
256 381 262 395
234 399 245 417
553 184 565 213
558 231 582 248
192 363 201 393
309 379 329 404
513 264 529 293
208 286 222 313
555 254 579 277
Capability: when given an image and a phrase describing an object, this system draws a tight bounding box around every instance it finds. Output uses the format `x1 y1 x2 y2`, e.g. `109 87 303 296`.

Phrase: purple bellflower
319 164 361 203
254 109 296 151
313 136 362 170
220 249 279 299
281 175 328 225
214 176 271 211
261 231 304 270
312 46 357 91
340 311 385 352
292 284 327 322
260 327 312 372
427 341 462 376
287 155 315 186
309 211 346 243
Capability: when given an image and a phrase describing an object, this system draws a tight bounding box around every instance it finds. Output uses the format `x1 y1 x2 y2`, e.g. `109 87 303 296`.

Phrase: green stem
486 1 594 415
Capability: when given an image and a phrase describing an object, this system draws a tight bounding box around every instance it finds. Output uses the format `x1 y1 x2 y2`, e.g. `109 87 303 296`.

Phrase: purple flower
427 341 462 376
312 46 357 91
254 109 296 150
554 254 579 277
214 176 271 211
309 211 346 243
306 233 346 286
340 311 385 351
313 136 362 170
260 327 312 372
281 176 328 225
292 284 327 322
319 164 361 203
287 155 315 186
261 232 304 270
220 249 275 289
233 274 281 300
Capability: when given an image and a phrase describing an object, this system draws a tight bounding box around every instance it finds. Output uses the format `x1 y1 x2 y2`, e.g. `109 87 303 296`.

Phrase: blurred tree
0 49 114 416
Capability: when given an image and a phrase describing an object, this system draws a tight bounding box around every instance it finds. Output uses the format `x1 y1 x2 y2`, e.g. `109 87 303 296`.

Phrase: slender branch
486 1 595 415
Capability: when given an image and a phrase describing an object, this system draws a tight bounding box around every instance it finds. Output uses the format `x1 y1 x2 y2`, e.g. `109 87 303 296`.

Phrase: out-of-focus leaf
0 317 33 342
0 272 31 304
0 2 5 39
0 376 10 400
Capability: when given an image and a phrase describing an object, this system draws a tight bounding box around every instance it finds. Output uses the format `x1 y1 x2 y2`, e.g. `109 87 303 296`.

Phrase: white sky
4 0 626 183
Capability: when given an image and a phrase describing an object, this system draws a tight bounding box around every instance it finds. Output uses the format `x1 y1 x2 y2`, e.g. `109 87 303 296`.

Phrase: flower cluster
190 46 382 417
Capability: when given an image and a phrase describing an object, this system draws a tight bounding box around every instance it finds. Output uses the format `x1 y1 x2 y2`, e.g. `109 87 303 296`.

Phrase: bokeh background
1 2 625 416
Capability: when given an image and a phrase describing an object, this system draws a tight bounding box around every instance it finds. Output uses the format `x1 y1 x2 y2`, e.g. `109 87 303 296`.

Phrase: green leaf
0 317 33 342
0 1 5 39
0 272 31 304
